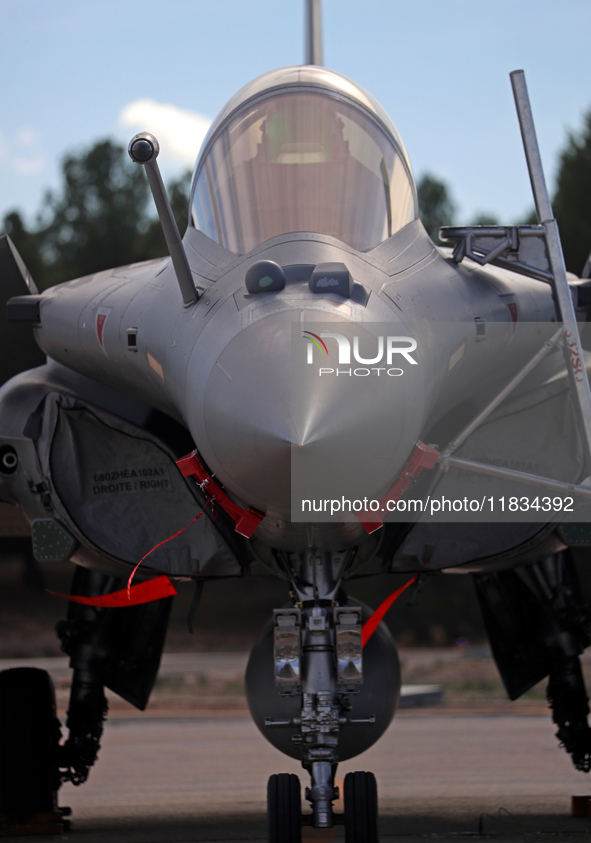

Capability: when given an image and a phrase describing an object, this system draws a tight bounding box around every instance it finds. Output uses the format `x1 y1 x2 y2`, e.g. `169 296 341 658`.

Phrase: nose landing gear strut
265 549 380 843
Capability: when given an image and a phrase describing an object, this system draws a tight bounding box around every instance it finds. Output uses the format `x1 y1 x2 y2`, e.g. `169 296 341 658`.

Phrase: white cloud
0 127 45 175
119 100 212 167
12 156 45 175
17 127 38 147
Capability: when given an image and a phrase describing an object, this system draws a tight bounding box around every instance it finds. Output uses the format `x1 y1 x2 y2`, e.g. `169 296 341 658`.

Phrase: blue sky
1 0 590 227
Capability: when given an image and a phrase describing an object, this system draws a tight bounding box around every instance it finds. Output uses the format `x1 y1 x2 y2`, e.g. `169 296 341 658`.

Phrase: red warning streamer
49 575 177 608
49 503 211 607
126 504 209 596
361 575 418 648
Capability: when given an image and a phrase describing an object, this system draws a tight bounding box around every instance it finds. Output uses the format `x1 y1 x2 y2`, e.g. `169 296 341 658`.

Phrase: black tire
267 772 302 843
0 668 61 816
344 770 379 843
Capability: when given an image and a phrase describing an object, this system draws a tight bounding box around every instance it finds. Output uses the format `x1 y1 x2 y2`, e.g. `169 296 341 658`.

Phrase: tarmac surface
4 711 591 843
3 655 591 842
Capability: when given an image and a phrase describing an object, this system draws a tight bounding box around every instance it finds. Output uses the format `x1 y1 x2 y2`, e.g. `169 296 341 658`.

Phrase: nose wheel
266 770 379 842
344 771 379 843
267 773 302 843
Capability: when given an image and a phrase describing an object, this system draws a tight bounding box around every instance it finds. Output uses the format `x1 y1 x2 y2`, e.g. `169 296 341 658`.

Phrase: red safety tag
176 450 264 538
49 575 177 608
360 442 439 534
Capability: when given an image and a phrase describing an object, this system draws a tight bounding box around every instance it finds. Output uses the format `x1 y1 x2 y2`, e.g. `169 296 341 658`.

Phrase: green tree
472 212 500 226
36 139 156 285
553 110 591 275
417 173 456 243
168 170 192 237
3 141 193 289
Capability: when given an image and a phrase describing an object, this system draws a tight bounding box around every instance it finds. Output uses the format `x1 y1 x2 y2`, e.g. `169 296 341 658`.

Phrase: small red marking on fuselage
97 313 107 346
566 330 585 383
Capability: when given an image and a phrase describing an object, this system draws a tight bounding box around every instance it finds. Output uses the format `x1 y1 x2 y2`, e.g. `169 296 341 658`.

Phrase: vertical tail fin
304 0 323 66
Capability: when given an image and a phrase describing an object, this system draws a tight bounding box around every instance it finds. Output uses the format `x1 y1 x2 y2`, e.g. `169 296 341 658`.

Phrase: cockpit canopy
190 67 417 255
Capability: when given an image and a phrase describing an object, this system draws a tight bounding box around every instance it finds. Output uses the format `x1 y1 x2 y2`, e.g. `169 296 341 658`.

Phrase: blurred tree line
553 111 591 276
419 108 591 274
2 108 591 287
2 139 192 289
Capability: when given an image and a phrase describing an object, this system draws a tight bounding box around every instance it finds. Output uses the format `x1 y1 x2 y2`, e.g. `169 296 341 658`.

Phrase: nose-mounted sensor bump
245 260 286 293
309 262 352 298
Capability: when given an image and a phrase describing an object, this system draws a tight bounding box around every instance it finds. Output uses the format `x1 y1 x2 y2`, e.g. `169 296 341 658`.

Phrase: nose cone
196 312 422 519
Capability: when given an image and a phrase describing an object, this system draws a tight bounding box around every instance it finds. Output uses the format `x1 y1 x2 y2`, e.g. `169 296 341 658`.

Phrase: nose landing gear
261 549 382 842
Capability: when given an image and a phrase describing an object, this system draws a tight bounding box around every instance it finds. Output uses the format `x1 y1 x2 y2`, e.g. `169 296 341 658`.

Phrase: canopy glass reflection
191 91 416 254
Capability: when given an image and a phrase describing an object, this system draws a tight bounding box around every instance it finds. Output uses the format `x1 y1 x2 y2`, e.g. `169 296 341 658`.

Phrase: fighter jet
2 1 591 839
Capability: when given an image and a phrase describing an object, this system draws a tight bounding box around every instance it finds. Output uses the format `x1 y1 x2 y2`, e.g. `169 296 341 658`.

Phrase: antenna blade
304 0 323 66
